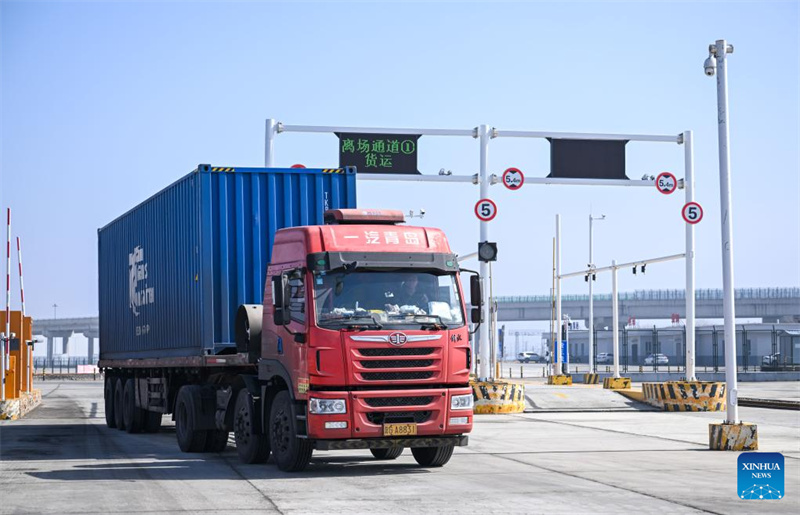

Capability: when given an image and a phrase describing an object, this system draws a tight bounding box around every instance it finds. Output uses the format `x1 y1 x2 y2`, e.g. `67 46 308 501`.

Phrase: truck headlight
450 394 474 410
309 398 347 414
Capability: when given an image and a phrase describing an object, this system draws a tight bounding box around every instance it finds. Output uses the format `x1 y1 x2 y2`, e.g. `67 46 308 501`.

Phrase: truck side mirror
470 275 482 307
471 307 482 324
272 274 290 326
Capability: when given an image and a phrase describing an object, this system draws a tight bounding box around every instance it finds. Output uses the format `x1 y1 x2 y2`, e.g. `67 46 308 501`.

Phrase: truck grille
366 411 432 424
361 371 433 381
359 347 435 357
364 396 435 407
360 359 434 369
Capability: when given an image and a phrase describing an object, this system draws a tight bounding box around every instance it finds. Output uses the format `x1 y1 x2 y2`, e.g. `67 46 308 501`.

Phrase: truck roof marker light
323 209 405 225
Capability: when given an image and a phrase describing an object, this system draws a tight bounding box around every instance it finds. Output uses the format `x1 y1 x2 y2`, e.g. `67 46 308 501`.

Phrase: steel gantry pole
478 124 492 381
588 214 605 373
264 118 277 167
712 39 739 423
683 130 697 381
611 260 620 378
554 215 562 376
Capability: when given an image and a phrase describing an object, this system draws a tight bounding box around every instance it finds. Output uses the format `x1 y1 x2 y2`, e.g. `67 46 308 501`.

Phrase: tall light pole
705 40 739 424
588 214 605 373
53 303 58 320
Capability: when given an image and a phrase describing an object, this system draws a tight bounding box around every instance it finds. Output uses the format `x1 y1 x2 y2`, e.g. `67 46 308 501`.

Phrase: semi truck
98 165 478 471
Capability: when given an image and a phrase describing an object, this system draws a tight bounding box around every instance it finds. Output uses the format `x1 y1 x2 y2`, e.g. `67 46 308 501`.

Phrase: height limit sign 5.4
655 172 678 195
502 167 524 190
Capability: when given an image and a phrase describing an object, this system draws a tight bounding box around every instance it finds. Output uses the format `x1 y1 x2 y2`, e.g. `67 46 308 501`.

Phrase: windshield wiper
322 313 384 330
386 313 448 330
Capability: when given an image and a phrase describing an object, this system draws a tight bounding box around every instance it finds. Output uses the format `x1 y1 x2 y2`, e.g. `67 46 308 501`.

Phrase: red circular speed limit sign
502 167 524 190
655 172 677 195
475 199 497 221
682 202 703 224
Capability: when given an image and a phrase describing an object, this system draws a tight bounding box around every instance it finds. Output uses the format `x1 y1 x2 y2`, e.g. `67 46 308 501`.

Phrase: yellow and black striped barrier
709 422 758 451
547 375 572 385
642 381 725 411
322 168 344 174
210 167 236 172
471 380 525 414
583 373 599 384
603 377 632 390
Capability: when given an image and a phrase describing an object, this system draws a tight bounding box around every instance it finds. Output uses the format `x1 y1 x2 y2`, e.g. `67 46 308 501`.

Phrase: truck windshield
313 271 464 329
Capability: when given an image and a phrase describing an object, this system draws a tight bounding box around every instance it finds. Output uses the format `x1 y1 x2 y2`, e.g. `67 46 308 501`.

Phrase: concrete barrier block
547 375 572 386
583 373 599 385
709 422 758 451
642 381 725 411
471 380 525 414
603 377 631 390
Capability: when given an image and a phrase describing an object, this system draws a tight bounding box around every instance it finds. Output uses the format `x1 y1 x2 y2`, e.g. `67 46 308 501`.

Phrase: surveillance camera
704 56 716 77
419 208 426 215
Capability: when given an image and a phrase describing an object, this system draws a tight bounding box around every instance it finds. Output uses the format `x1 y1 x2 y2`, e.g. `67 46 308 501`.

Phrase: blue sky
1 0 798 321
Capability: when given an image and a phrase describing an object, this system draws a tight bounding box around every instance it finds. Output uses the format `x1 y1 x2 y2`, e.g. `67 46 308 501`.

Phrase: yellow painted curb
547 375 572 386
643 381 725 411
471 380 525 414
709 422 758 451
603 377 631 390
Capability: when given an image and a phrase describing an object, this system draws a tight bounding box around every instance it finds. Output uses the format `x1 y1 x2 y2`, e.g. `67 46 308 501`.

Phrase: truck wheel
205 430 230 453
144 411 162 433
114 378 126 431
411 443 455 467
233 389 270 464
370 447 403 460
175 386 208 452
269 390 313 472
104 377 117 428
123 378 144 433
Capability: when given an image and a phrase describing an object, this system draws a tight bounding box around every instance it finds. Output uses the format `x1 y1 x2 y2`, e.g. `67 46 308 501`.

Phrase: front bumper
306 386 473 440
315 435 468 450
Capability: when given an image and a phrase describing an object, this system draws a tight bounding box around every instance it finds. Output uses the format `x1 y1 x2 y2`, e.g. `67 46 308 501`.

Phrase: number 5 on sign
682 202 703 224
475 199 497 222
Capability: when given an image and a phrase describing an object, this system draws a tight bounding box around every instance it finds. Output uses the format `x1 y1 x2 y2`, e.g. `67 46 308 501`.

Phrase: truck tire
114 378 126 431
123 378 144 433
104 377 117 428
411 443 455 467
233 389 270 464
175 386 208 452
370 447 403 460
205 430 230 453
144 410 162 433
269 390 313 472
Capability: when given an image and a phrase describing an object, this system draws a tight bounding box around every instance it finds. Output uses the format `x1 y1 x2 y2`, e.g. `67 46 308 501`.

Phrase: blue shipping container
99 165 357 359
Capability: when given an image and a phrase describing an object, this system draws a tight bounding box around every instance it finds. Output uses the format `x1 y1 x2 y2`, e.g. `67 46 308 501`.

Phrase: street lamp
588 213 605 373
705 39 756 449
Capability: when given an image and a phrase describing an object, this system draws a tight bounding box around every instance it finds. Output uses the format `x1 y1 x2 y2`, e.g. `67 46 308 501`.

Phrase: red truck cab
253 209 475 469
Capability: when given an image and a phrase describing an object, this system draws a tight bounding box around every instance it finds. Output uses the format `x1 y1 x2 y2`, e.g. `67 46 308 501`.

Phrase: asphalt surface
1 380 799 514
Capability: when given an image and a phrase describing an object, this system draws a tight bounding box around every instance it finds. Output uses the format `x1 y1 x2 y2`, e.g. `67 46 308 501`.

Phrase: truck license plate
383 423 417 436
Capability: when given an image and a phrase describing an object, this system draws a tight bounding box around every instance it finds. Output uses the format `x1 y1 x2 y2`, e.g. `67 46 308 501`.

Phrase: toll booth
1 311 34 400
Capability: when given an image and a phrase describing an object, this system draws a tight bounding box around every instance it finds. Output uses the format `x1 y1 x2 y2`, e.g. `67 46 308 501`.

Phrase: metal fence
548 325 799 373
33 357 98 374
498 287 800 304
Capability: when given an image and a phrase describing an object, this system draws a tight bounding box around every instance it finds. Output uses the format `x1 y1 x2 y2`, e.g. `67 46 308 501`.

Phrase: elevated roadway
497 287 800 324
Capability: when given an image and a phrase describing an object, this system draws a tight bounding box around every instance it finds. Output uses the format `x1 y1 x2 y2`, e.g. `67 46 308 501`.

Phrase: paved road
1 381 798 514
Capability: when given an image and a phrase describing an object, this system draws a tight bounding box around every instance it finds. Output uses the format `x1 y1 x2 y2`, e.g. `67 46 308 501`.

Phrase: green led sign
337 132 420 174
